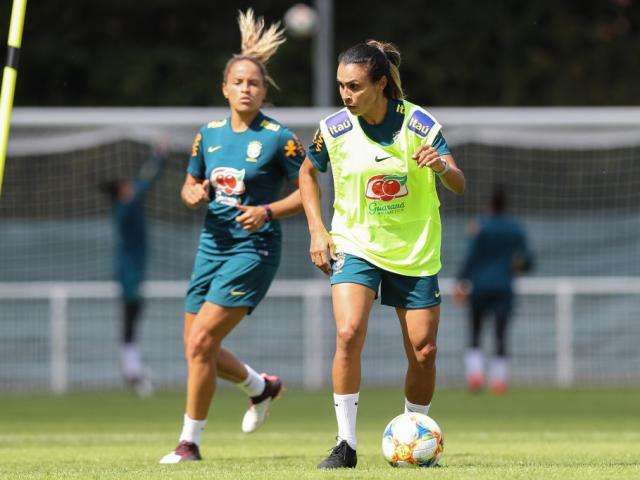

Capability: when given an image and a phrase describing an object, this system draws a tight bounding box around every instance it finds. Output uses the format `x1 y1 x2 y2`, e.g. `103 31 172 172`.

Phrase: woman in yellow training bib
299 40 465 469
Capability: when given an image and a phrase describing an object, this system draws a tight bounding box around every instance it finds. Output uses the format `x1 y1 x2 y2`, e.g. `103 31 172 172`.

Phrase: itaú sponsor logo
325 111 353 138
365 174 408 202
407 110 435 137
328 118 352 137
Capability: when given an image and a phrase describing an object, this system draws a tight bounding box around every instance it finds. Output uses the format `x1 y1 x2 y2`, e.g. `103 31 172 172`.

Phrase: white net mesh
2 107 640 391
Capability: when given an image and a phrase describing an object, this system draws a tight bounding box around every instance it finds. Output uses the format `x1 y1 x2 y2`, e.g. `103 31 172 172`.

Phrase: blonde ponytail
223 9 286 89
238 9 286 65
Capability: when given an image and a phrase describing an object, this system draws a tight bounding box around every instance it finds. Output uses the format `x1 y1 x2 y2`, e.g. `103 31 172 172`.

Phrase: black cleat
317 440 357 469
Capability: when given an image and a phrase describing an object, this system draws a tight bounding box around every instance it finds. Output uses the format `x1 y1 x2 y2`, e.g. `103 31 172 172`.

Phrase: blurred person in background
454 185 534 394
100 143 167 396
159 9 306 464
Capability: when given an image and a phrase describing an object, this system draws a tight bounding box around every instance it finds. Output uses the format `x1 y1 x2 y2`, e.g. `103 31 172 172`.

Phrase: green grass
1 388 639 479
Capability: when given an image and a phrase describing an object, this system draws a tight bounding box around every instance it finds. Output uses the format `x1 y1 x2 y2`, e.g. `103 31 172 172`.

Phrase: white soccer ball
283 3 318 38
381 413 444 468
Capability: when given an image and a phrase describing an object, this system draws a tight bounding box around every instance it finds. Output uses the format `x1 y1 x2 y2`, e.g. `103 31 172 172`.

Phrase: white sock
404 398 430 416
465 348 484 377
334 392 359 450
179 414 207 446
490 357 508 383
120 342 143 379
236 364 265 397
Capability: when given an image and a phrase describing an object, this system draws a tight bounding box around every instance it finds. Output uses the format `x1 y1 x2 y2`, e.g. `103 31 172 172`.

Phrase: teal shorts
185 251 278 314
330 253 441 309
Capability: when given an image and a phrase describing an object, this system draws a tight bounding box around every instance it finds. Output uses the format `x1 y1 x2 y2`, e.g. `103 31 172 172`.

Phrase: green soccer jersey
187 112 305 263
309 100 446 277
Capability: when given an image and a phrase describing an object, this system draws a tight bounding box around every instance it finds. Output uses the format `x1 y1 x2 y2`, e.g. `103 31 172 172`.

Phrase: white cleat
241 374 283 433
159 441 202 464
242 398 273 433
159 452 183 464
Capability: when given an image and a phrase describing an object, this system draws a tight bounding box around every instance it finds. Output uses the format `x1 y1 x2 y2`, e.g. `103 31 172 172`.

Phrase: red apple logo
224 173 237 190
210 167 246 198
383 180 400 195
371 179 385 196
366 174 408 201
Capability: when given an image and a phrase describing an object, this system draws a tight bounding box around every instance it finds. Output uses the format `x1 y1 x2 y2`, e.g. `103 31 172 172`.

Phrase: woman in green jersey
160 10 306 463
299 40 465 469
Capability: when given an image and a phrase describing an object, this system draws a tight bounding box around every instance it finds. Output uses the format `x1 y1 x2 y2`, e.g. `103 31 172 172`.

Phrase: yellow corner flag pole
0 0 28 197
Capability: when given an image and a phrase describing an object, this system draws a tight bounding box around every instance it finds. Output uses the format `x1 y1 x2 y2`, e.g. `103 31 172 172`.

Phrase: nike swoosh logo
208 146 222 153
230 290 246 296
434 291 441 298
374 155 392 162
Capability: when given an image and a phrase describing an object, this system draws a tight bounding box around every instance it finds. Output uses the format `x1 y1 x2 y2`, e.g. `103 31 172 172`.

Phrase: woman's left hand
235 204 269 232
412 145 445 173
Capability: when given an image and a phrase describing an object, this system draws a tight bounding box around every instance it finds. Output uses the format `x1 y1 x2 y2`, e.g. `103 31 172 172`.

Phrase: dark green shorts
330 253 441 309
185 251 278 314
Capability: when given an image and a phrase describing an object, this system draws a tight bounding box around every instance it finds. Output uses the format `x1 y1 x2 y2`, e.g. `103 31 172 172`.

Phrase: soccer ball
283 3 318 38
381 413 444 468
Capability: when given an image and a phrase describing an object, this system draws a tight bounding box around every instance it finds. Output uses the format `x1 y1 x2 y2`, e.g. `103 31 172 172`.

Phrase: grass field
1 388 639 479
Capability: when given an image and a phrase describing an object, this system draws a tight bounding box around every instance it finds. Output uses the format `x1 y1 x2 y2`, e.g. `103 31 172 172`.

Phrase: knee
413 342 437 368
336 325 365 352
185 329 216 363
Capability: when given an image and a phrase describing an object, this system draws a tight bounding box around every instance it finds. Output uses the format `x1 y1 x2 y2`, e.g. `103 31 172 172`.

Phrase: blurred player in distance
299 40 465 468
159 9 306 464
454 185 534 394
100 143 167 396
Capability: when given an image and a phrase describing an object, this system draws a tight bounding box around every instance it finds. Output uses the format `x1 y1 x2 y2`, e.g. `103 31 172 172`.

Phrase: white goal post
8 106 640 155
2 106 640 392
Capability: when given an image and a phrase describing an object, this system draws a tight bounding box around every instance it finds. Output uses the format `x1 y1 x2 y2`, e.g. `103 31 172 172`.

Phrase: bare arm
235 180 303 232
413 147 466 195
265 180 302 219
299 157 336 275
436 154 466 194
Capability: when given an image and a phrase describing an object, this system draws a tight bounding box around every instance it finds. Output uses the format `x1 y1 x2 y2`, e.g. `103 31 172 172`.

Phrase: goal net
1 107 639 391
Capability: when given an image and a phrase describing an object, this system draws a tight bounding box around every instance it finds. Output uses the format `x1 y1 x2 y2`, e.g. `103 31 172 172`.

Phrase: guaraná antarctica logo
365 174 409 215
210 167 246 206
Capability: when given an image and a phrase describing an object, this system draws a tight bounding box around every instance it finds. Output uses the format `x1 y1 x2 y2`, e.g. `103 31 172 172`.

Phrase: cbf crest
246 141 262 162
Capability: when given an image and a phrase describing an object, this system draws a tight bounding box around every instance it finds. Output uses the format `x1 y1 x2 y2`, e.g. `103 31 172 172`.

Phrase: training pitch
1 387 638 479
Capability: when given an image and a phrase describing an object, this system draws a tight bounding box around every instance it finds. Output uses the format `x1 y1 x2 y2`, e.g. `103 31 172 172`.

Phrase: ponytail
365 40 403 99
338 40 405 99
223 9 286 89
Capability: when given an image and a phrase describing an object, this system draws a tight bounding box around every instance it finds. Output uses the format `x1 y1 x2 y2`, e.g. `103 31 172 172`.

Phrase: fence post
555 281 574 388
302 286 325 390
50 285 68 394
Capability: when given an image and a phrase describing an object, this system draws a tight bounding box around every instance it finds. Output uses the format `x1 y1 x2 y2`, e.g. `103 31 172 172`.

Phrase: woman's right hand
182 180 210 208
309 227 337 275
